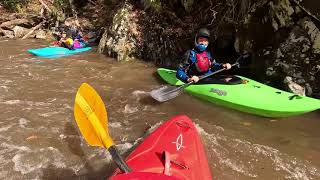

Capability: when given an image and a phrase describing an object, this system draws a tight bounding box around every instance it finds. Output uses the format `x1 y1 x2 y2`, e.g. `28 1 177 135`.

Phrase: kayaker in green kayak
176 28 232 83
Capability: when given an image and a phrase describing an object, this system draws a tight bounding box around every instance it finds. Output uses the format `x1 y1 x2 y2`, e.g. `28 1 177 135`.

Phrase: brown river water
0 39 319 180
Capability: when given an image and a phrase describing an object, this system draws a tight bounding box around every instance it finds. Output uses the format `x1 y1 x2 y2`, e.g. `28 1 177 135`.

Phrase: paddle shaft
181 61 240 89
150 55 247 102
109 146 131 173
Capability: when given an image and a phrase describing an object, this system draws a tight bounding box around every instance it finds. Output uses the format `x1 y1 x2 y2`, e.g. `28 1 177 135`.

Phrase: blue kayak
27 47 92 58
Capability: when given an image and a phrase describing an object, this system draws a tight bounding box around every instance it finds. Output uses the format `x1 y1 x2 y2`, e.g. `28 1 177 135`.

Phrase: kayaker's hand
188 76 200 83
223 63 232 70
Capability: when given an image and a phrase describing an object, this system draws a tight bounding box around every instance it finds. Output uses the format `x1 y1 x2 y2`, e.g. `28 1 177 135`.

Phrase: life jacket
65 38 73 46
194 51 211 73
73 40 81 49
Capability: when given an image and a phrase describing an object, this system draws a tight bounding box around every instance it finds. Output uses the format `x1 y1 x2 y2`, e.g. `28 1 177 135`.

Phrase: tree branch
0 19 29 28
22 21 45 39
38 0 52 13
291 0 320 23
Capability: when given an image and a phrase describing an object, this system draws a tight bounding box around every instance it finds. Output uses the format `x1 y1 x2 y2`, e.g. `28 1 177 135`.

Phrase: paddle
150 54 250 102
74 83 131 173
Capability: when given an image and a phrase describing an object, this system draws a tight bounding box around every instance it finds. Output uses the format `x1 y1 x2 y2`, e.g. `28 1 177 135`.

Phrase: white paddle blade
150 86 184 102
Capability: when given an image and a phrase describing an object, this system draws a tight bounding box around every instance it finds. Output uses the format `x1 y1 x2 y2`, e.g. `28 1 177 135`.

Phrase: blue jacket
176 49 223 82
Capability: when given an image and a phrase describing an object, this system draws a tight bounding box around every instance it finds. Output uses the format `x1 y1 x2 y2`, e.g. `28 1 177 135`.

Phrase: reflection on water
0 39 319 179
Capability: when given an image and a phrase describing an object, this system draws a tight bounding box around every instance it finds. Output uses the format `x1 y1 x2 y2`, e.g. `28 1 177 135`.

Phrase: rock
296 78 305 84
305 58 310 64
64 17 80 28
35 30 46 39
310 75 314 81
284 76 305 96
279 62 290 71
302 20 320 54
98 3 139 61
12 26 29 38
284 76 293 83
1 29 14 38
301 44 310 52
276 48 284 58
266 67 276 76
268 0 294 31
141 0 162 11
305 83 312 96
56 11 66 22
181 0 194 13
293 72 302 79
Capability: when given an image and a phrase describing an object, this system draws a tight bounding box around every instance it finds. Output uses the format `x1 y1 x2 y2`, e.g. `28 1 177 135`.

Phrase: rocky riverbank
0 1 99 41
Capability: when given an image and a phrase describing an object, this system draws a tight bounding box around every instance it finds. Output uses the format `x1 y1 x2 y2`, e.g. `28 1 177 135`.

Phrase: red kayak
109 115 212 180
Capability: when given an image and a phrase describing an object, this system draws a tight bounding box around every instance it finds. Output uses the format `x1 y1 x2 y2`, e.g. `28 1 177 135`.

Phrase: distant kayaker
53 27 88 50
58 31 74 50
71 29 88 49
176 28 232 83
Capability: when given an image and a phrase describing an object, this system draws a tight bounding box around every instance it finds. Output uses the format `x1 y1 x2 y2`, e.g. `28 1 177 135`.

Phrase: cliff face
97 0 320 98
97 0 252 66
241 0 320 97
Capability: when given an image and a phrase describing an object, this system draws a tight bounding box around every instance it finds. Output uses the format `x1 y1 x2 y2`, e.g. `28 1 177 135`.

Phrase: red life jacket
195 51 211 73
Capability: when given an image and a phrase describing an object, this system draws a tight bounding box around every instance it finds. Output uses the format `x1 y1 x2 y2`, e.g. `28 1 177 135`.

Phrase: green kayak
157 68 320 118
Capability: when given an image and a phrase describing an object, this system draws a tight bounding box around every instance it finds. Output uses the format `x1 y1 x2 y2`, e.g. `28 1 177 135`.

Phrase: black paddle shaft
181 61 240 89
150 54 249 102
108 145 131 173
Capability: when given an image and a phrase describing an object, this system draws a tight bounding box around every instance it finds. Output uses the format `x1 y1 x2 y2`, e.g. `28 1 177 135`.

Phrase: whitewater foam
122 104 138 114
195 124 320 179
12 147 66 174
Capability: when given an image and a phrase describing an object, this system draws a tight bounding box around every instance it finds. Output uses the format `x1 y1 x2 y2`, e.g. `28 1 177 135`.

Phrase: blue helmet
195 28 210 51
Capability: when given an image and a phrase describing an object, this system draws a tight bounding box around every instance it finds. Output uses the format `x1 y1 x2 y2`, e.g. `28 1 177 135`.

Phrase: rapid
0 39 319 179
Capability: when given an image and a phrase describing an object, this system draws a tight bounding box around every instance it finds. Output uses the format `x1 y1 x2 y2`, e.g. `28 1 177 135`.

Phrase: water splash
195 124 320 179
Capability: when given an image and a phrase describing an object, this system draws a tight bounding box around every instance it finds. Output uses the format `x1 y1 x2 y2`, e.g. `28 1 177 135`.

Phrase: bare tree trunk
38 0 52 13
22 21 45 39
0 19 29 28
68 0 82 29
291 0 320 23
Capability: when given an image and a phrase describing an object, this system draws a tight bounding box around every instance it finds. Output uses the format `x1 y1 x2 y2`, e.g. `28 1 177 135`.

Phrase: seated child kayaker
176 27 232 83
68 28 88 49
56 31 74 50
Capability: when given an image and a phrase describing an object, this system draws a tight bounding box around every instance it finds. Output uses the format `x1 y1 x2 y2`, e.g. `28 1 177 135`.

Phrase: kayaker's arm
176 50 194 83
176 67 189 83
208 52 224 71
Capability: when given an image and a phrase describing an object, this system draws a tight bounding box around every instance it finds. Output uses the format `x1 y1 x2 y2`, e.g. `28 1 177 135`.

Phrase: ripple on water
109 122 122 128
132 90 149 100
122 104 138 114
19 118 28 128
0 124 14 132
12 147 66 175
195 124 320 179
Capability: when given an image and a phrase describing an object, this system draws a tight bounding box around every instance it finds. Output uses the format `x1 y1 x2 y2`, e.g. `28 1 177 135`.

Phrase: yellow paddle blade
74 83 114 148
